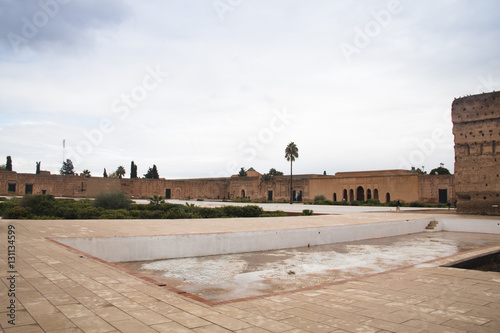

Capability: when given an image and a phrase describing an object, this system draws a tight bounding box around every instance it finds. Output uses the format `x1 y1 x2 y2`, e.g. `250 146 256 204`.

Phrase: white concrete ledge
53 217 500 263
54 218 433 262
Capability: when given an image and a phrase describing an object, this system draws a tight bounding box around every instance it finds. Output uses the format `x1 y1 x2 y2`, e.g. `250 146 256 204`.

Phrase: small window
8 183 16 192
25 184 33 194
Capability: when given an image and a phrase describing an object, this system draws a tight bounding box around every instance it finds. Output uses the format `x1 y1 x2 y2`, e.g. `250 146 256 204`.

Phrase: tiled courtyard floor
1 211 500 332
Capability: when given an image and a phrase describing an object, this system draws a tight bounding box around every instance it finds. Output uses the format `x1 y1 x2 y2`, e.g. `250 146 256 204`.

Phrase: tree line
60 159 160 179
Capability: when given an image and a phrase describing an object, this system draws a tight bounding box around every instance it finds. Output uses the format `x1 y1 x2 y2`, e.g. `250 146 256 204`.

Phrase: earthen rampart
0 168 453 205
452 91 500 215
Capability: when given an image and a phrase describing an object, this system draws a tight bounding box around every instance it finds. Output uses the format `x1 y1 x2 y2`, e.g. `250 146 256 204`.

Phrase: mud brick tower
452 91 500 215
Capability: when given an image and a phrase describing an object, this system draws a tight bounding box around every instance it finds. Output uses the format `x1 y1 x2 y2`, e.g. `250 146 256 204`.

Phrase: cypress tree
6 156 12 171
130 161 138 178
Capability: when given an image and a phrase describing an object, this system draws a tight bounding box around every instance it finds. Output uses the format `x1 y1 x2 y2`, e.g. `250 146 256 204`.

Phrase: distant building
0 168 453 205
452 91 500 215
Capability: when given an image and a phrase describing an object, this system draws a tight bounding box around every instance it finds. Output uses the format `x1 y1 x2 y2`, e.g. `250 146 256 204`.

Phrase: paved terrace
1 208 500 332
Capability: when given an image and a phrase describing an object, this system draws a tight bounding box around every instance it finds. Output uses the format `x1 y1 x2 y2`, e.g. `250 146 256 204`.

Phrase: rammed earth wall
452 91 500 215
0 169 453 204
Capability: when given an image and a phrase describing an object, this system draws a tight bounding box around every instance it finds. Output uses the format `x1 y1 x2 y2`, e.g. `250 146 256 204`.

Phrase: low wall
439 218 500 234
53 218 500 263
54 218 433 262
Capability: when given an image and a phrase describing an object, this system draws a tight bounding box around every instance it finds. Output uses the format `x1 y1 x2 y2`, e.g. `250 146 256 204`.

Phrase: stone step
425 221 439 230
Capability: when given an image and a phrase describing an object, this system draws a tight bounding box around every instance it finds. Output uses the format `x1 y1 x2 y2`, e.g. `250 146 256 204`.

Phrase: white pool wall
55 218 432 262
439 218 500 233
54 217 500 263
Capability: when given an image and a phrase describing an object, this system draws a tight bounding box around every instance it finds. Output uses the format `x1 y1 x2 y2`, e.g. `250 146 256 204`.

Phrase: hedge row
1 194 287 220
306 198 447 208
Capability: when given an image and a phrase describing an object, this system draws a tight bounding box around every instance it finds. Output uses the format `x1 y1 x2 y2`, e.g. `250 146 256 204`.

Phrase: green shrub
313 199 334 205
197 207 225 218
301 209 314 216
77 206 103 219
222 205 263 217
3 206 29 219
409 201 426 207
20 194 58 216
260 210 287 217
60 207 79 219
100 209 130 219
314 195 326 201
196 198 204 201
222 205 242 217
364 199 381 206
138 210 165 219
231 198 252 203
164 207 192 219
240 205 264 217
93 192 132 210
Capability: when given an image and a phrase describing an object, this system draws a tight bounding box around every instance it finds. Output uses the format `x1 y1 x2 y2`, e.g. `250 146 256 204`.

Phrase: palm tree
149 194 165 205
285 142 299 204
116 166 126 179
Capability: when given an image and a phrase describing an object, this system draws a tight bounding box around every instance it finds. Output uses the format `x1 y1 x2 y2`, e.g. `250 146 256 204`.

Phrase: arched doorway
333 193 337 201
241 189 246 198
349 189 354 202
367 189 372 200
374 189 379 200
356 186 364 201
343 189 348 201
386 192 391 203
292 190 302 202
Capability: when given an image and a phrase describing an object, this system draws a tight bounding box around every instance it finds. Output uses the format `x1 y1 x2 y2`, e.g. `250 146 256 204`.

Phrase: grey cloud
0 0 131 55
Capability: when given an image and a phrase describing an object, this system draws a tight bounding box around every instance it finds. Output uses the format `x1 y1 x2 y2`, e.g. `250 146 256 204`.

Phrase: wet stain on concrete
116 231 500 302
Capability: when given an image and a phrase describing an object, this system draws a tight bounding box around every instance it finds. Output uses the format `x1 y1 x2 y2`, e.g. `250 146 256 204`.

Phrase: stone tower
452 91 500 215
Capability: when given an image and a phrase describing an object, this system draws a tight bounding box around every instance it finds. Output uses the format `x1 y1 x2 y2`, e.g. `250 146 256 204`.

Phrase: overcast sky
1 0 499 179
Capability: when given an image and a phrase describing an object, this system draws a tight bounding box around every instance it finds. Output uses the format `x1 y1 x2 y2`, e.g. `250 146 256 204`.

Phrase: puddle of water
116 232 500 302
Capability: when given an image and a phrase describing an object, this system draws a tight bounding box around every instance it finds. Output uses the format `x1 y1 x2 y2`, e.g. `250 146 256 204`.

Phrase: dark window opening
356 186 364 201
292 190 302 202
8 183 16 192
25 184 33 194
438 189 448 204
